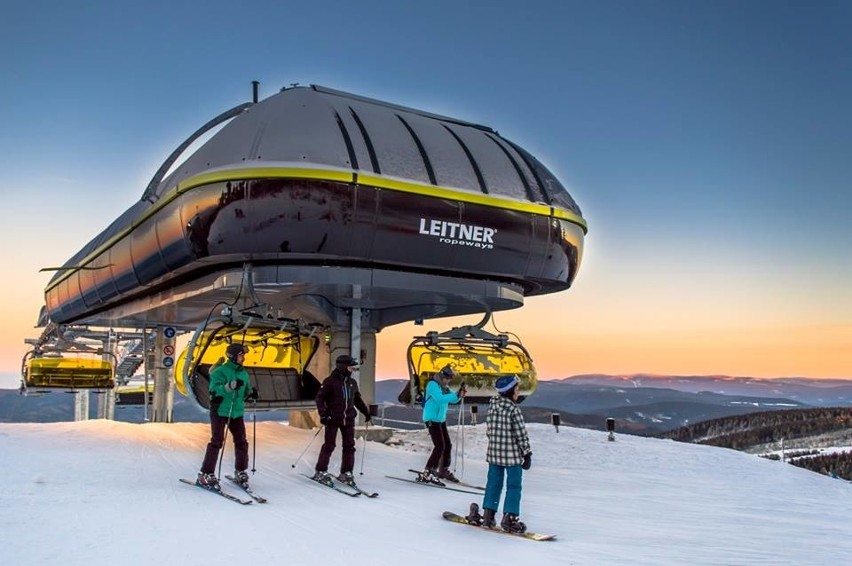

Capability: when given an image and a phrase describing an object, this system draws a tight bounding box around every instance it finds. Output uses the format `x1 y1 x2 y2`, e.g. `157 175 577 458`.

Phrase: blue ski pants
482 463 523 516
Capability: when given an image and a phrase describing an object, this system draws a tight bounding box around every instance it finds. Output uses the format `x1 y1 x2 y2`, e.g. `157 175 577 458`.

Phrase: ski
225 474 268 503
442 511 556 541
301 473 361 497
407 469 485 490
179 478 253 505
336 478 379 498
386 475 483 495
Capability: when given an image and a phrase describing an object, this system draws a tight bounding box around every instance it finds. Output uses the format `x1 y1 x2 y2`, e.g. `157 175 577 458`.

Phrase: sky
2 418 852 565
1 0 850 380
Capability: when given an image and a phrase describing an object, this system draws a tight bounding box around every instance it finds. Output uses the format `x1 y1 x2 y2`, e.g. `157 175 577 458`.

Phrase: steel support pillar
96 332 116 420
151 327 176 423
328 306 376 415
73 390 89 421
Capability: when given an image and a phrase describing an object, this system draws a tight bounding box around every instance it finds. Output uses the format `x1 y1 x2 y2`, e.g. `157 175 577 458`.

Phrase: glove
246 387 259 401
458 384 467 398
225 380 243 392
320 414 332 425
210 395 224 406
522 452 532 470
364 414 372 424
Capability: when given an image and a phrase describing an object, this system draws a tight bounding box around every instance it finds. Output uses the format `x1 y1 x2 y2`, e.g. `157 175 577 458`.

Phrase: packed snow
2 419 851 565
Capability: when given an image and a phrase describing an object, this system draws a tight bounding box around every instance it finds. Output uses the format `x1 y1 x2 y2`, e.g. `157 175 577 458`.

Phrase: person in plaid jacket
478 375 532 533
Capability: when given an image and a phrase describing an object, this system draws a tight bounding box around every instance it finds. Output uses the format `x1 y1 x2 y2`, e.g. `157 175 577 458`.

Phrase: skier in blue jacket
417 365 466 485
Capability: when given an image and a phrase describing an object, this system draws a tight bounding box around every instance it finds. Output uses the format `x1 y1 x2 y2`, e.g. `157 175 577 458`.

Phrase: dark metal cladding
152 86 582 215
42 85 586 330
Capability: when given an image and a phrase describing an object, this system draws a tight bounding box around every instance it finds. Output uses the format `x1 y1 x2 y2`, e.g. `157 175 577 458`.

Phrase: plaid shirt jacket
485 394 532 467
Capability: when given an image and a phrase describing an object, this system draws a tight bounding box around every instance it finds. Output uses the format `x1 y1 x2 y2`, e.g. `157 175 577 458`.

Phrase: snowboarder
468 374 532 533
312 354 372 484
197 343 258 490
417 365 467 484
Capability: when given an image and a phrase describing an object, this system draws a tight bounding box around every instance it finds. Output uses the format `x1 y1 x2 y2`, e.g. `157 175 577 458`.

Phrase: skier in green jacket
197 343 258 490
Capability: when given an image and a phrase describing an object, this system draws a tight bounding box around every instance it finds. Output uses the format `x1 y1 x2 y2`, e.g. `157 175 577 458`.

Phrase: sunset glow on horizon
1 2 849 382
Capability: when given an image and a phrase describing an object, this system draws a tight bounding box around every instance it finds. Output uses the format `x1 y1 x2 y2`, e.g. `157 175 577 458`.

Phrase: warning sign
163 344 175 356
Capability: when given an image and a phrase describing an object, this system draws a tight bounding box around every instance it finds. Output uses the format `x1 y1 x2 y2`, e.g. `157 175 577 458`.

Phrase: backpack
397 381 415 405
396 381 428 407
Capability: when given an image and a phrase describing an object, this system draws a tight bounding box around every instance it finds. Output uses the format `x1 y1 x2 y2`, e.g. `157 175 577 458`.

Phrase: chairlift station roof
42 85 587 331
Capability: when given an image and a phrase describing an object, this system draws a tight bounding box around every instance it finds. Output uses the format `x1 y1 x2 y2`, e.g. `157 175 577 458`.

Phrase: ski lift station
23 83 587 424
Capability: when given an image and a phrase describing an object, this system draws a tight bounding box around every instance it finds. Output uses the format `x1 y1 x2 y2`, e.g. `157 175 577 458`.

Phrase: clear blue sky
1 0 850 378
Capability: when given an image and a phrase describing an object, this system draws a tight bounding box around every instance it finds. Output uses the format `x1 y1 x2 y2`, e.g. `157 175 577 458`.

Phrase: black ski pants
425 420 452 471
315 422 356 474
200 412 248 474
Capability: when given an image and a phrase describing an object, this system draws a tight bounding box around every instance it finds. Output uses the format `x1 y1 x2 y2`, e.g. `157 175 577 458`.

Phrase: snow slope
1 420 851 565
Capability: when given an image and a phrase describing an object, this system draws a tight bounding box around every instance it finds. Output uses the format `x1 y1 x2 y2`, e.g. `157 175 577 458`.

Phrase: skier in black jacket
312 354 371 485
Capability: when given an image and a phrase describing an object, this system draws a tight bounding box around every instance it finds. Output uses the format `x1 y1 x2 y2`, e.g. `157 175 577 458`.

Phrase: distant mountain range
523 375 852 432
375 375 852 434
4 373 852 433
560 374 852 405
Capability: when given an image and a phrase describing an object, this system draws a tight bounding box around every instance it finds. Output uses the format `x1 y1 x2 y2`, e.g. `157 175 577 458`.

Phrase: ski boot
234 469 250 488
482 507 496 528
197 472 220 490
500 513 527 534
437 468 460 483
337 471 356 486
416 469 445 486
312 470 334 486
466 502 483 526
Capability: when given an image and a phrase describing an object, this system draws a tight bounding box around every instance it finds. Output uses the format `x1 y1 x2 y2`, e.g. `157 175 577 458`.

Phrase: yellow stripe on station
173 167 354 195
47 165 587 290
357 173 557 218
173 166 588 231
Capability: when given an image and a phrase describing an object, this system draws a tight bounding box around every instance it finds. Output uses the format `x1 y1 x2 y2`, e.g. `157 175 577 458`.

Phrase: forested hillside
661 407 852 446
784 449 852 480
661 407 852 480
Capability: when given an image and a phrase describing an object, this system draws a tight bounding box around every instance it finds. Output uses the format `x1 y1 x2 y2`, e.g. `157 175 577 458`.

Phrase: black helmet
226 343 247 363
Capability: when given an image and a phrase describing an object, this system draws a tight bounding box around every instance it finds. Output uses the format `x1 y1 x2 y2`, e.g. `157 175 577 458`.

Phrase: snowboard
442 511 556 541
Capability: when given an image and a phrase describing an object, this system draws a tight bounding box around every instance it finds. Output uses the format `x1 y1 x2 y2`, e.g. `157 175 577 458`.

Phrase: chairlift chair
402 322 537 405
175 319 323 411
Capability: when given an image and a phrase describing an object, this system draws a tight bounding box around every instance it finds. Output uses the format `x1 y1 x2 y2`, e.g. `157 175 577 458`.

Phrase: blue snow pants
482 463 523 515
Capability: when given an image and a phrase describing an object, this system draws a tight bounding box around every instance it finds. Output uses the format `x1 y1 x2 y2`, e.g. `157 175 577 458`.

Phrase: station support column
96 331 116 420
328 307 376 413
73 390 89 421
151 327 176 423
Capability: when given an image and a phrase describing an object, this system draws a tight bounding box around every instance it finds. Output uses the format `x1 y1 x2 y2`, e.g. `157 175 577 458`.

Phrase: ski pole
359 419 369 476
291 425 324 469
460 399 465 478
250 397 257 473
453 397 464 478
217 395 236 479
